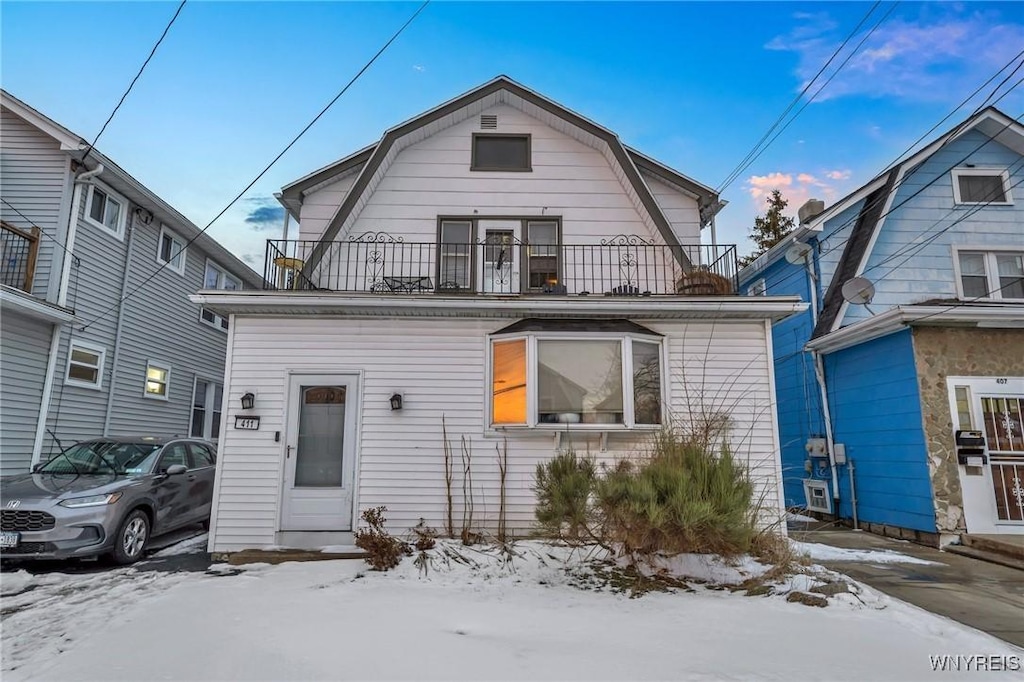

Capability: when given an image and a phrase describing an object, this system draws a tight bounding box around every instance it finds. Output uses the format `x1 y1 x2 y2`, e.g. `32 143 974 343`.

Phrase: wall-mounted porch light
240 392 256 410
389 393 403 411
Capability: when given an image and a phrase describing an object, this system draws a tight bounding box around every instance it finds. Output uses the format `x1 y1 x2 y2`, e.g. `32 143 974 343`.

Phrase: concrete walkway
791 527 1024 648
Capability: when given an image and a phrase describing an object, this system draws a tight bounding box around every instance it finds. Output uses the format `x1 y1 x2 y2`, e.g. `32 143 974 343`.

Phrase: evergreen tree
740 189 796 266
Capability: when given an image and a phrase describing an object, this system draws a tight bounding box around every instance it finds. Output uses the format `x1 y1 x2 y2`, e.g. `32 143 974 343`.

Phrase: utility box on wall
954 430 987 467
805 438 828 458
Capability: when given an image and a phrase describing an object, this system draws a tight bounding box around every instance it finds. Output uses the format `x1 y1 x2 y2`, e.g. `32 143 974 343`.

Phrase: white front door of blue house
280 375 358 531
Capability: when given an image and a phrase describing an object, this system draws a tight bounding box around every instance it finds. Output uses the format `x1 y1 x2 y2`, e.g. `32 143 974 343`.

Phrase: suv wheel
111 509 150 565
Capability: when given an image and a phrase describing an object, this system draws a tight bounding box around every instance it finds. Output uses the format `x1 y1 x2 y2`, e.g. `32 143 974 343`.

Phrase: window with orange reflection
492 339 527 424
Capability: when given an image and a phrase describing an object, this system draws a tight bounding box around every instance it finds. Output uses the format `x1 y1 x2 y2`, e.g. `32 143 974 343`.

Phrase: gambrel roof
279 76 721 268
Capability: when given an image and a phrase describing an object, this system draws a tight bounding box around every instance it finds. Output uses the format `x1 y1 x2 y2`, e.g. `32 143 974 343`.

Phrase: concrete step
962 534 1024 561
945 544 1024 572
218 549 369 565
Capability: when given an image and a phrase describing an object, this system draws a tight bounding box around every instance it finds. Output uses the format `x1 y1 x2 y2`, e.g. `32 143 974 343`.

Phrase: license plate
0 532 20 548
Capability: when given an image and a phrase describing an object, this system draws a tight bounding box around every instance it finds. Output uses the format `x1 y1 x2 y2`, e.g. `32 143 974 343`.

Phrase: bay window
490 330 664 428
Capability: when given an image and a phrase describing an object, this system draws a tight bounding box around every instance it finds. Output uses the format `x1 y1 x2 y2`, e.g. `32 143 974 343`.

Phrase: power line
722 2 900 193
80 0 188 164
754 99 1022 297
78 0 431 332
716 1 885 193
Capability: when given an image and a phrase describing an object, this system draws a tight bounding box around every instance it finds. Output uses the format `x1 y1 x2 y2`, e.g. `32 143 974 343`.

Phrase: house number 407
997 378 1008 384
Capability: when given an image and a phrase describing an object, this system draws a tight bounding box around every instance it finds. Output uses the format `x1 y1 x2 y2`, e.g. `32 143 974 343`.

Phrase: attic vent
480 114 498 129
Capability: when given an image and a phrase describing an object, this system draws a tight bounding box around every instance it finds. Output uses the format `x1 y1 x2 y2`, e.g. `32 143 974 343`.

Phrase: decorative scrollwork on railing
618 251 639 286
600 234 654 246
348 231 404 243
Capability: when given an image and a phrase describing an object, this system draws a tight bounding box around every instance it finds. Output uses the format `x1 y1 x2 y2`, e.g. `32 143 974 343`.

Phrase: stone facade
911 326 1024 535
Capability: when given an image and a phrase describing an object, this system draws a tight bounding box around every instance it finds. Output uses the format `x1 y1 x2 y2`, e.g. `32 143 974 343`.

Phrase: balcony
264 233 738 296
1 221 40 293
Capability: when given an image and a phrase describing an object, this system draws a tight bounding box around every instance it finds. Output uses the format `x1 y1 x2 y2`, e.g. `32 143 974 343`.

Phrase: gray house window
66 342 105 389
191 379 224 440
201 261 241 331
85 184 126 239
471 134 531 171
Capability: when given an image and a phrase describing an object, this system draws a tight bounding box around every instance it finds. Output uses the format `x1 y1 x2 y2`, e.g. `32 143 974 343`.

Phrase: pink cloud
826 169 852 181
746 169 853 214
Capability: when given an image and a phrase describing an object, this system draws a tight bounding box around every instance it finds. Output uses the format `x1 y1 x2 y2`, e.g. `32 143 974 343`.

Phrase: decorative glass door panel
981 396 1024 522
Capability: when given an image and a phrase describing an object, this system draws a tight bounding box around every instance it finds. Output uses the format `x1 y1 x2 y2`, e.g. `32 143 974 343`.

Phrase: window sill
64 379 102 391
143 393 170 401
157 258 187 277
82 215 124 241
953 201 1013 207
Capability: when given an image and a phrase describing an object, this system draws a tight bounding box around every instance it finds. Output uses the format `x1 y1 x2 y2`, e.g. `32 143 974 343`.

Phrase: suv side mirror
32 463 44 473
165 464 188 476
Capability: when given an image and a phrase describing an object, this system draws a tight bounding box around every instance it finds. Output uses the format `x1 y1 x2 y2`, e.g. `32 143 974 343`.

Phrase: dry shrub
354 506 409 571
412 518 438 551
676 270 734 295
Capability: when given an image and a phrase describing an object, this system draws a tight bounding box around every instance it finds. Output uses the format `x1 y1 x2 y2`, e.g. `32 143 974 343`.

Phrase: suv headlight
58 492 123 508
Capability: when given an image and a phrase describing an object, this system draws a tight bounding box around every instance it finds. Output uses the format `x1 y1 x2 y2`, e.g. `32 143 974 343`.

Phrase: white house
193 76 804 553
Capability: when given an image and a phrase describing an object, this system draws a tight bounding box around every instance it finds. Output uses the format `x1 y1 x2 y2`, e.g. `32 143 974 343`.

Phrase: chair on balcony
382 275 433 293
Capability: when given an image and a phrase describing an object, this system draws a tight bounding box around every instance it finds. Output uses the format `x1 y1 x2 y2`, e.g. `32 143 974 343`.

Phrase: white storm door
280 375 358 531
479 220 520 294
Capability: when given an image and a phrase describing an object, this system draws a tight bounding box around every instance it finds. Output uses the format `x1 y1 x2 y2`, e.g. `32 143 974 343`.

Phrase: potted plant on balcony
676 268 734 295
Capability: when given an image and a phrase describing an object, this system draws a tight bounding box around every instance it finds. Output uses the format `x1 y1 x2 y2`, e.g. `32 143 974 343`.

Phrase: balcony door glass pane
538 340 623 424
439 221 472 291
527 221 559 290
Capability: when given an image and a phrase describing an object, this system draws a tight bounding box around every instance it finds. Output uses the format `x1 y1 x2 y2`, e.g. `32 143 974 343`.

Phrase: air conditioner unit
803 479 832 514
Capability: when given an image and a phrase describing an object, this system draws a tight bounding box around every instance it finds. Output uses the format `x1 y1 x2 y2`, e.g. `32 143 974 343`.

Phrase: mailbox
955 430 987 466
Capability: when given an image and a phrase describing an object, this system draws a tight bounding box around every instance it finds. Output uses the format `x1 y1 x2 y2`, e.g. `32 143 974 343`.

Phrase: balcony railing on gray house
264 233 738 296
1 221 40 293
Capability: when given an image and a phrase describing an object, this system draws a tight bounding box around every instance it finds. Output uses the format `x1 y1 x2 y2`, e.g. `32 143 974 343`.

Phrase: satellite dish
785 242 813 264
841 277 876 305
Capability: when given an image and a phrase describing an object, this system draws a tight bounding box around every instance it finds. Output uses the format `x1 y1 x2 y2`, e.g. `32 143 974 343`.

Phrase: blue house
739 107 1023 546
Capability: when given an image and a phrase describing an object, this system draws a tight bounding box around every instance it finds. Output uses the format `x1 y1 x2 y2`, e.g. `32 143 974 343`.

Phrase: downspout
812 351 841 512
102 211 138 435
31 163 105 465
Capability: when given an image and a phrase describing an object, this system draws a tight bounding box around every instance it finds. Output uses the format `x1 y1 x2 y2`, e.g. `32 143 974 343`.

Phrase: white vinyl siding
209 316 782 553
0 106 73 302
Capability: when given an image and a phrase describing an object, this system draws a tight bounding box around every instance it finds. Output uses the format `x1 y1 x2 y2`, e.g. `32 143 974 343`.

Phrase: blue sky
3 1 1022 268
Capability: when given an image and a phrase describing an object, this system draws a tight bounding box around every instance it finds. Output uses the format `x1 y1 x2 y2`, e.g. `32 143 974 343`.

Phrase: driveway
791 527 1024 648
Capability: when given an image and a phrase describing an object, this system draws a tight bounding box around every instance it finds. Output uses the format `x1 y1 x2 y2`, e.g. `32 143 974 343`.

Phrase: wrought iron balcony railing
1 221 40 293
264 233 738 296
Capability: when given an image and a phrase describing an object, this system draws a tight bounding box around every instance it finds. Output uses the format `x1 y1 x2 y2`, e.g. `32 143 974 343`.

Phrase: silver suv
0 436 217 564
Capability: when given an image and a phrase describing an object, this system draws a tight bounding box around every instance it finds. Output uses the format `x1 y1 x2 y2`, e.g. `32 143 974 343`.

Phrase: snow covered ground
2 540 1020 681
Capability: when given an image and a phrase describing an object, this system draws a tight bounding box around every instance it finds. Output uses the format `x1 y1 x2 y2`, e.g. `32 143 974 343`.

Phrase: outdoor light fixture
240 392 255 410
389 393 403 411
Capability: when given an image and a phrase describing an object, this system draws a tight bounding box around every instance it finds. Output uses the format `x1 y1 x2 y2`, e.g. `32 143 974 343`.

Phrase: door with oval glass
280 375 358 531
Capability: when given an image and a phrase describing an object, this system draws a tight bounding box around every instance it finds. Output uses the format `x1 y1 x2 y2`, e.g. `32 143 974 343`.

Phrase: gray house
0 89 262 475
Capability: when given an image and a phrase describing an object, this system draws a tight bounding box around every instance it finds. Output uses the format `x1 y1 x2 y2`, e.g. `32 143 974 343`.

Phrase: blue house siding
845 129 1024 326
823 329 936 532
742 251 825 508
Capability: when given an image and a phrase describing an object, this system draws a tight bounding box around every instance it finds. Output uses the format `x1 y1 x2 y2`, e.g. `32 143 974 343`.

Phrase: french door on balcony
479 220 521 294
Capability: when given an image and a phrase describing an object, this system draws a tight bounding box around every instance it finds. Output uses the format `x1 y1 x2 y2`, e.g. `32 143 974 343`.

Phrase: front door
949 377 1024 534
480 220 520 294
280 375 358 531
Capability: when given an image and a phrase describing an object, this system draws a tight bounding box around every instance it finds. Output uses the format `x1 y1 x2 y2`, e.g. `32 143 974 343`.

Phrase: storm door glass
295 386 346 487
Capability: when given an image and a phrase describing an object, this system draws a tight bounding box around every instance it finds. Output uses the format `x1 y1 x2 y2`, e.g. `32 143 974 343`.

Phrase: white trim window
144 361 171 400
84 183 127 239
65 342 106 389
747 278 767 296
951 169 1012 205
200 261 241 331
157 225 187 275
489 332 664 429
190 378 224 440
955 249 1024 301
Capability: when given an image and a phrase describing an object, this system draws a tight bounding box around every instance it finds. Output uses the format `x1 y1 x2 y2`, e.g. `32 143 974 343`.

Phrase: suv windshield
38 442 162 475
